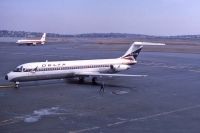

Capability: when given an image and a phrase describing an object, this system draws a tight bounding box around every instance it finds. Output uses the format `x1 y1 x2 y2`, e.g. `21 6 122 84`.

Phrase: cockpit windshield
13 66 23 72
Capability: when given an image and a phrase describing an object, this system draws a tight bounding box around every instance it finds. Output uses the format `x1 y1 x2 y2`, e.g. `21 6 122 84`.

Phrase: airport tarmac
0 42 200 133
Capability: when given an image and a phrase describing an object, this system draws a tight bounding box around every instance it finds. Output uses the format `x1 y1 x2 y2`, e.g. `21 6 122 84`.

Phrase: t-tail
40 33 46 44
121 42 165 60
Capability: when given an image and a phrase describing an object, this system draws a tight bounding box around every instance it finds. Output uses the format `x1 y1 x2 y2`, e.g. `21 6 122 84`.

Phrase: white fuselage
5 41 165 86
16 39 45 45
16 33 46 45
6 58 136 82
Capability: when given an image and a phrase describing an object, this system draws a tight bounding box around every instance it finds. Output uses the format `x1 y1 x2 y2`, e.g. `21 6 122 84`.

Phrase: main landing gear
78 77 98 84
96 77 105 93
91 77 105 92
78 77 105 92
92 77 97 84
78 77 85 83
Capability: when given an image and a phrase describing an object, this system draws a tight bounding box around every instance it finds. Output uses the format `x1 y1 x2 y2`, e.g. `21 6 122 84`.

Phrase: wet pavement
0 42 200 133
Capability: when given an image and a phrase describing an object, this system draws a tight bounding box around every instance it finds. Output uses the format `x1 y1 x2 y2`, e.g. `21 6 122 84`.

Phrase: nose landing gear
14 82 20 88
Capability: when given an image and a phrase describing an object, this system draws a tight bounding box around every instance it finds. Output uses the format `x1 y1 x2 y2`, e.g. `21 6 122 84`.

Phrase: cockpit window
13 66 23 72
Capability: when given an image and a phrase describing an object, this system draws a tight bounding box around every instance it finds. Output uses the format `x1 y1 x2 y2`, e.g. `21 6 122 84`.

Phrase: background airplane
5 42 165 88
16 33 46 45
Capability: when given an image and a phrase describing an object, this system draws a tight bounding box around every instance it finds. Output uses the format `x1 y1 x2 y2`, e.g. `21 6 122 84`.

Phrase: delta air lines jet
16 33 46 45
5 42 165 88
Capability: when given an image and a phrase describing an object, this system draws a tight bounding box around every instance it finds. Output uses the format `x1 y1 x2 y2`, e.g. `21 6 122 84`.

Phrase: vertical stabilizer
121 43 143 60
41 33 46 42
121 42 165 60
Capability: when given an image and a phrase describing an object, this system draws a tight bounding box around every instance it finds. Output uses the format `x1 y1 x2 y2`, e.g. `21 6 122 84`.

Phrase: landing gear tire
15 82 20 89
92 77 97 84
78 77 84 83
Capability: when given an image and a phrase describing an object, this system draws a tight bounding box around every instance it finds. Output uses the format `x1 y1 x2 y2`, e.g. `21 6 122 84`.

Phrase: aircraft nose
5 75 8 80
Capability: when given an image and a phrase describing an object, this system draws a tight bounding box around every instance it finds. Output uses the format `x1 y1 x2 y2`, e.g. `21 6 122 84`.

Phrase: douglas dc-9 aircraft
5 42 165 88
16 33 46 45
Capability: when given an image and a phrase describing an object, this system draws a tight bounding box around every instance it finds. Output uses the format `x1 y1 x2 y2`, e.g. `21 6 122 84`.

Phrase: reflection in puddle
112 90 129 95
24 107 66 123
0 106 69 126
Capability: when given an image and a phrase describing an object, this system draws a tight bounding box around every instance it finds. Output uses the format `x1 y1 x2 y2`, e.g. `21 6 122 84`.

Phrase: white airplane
16 33 46 45
5 42 165 88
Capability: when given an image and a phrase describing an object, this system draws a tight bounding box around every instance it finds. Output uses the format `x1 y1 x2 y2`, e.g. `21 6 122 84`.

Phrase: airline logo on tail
121 42 143 60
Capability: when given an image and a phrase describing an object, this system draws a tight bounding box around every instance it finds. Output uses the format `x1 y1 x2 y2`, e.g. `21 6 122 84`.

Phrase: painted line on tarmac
0 84 14 88
69 126 100 133
12 52 26 55
0 118 21 126
189 70 200 73
69 104 200 133
107 104 200 127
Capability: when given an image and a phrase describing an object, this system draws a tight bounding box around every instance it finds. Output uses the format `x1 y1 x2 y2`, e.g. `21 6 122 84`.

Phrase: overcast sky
1 0 200 35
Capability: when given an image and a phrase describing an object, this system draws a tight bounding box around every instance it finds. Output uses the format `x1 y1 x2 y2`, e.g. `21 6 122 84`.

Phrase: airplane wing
75 72 147 77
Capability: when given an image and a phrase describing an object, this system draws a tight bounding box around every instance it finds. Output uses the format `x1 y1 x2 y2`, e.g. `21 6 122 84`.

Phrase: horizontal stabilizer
134 42 166 46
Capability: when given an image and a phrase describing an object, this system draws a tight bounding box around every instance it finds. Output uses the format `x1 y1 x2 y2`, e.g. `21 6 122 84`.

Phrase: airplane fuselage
16 40 45 45
5 41 165 88
16 33 46 45
5 58 136 82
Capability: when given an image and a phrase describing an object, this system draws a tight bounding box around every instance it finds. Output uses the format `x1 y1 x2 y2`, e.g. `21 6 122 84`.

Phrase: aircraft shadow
7 79 135 91
65 79 133 89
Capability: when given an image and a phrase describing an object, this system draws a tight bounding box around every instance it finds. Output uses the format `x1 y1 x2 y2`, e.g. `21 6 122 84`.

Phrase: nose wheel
15 82 20 88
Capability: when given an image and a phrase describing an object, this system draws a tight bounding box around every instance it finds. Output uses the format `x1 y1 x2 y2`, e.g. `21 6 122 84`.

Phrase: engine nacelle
110 64 131 72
